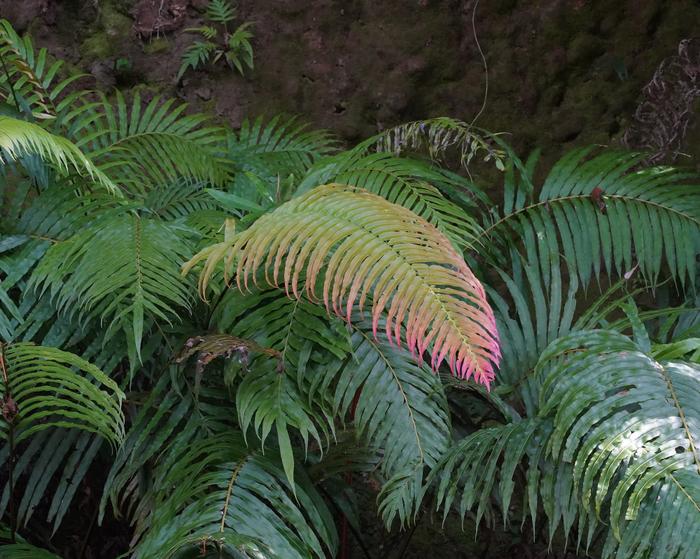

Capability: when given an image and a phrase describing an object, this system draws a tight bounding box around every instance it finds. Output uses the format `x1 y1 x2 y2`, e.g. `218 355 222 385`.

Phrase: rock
195 86 212 100
132 0 188 38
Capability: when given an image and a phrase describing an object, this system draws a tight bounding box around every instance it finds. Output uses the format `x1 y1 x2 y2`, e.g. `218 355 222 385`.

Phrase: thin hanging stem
0 50 20 112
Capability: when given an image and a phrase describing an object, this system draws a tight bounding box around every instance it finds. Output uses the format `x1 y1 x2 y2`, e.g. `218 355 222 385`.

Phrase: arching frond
187 184 500 385
431 419 542 529
133 432 337 559
77 92 229 193
0 116 117 193
0 19 85 121
535 330 700 557
0 428 104 532
30 215 194 359
298 151 484 249
482 147 700 288
431 330 700 558
0 342 124 445
371 117 508 171
231 115 336 178
338 318 451 527
0 542 63 558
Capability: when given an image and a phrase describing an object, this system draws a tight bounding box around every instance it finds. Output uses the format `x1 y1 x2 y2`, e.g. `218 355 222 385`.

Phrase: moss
143 37 171 55
81 32 113 60
567 33 605 65
78 1 134 62
101 3 132 40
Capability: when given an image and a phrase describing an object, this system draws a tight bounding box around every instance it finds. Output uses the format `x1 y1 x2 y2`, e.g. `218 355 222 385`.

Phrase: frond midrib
479 193 700 240
353 327 424 463
269 195 485 376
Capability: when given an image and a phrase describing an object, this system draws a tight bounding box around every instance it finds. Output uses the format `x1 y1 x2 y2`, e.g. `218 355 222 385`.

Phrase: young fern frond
225 22 254 74
177 40 216 80
299 151 484 249
0 116 117 193
186 184 500 385
206 0 237 25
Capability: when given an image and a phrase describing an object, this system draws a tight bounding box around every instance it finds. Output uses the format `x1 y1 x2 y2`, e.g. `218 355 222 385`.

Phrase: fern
206 0 237 25
177 40 216 80
339 318 451 527
186 184 500 384
30 215 195 360
482 147 700 288
77 91 229 193
0 116 117 193
177 1 254 79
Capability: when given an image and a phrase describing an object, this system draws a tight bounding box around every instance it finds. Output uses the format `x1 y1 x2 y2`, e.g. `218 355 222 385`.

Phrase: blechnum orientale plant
178 0 254 80
0 16 698 559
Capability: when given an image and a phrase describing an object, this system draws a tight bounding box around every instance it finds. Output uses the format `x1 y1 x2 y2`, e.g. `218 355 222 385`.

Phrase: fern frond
0 19 85 121
206 0 236 24
372 117 508 170
211 288 350 484
0 542 63 558
230 115 336 190
431 419 542 528
225 22 254 75
0 342 124 445
483 147 700 288
534 330 700 556
339 318 451 527
177 40 216 80
0 116 117 193
30 215 194 360
79 92 229 193
187 184 500 384
299 151 484 249
134 432 337 558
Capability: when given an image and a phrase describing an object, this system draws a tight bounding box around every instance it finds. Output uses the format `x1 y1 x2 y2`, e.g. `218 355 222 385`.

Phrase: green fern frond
431 419 542 529
30 215 194 360
186 184 500 384
177 40 216 80
339 318 451 527
211 288 350 484
230 115 336 195
0 342 124 444
0 19 85 121
206 0 237 24
225 22 254 75
0 116 117 193
483 147 700 288
0 542 63 558
79 92 229 193
131 432 338 558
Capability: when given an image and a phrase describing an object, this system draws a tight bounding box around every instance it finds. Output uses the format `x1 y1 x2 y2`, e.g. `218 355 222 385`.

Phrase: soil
2 0 699 170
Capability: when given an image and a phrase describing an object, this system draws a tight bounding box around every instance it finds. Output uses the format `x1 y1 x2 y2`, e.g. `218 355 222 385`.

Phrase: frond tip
187 184 500 385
